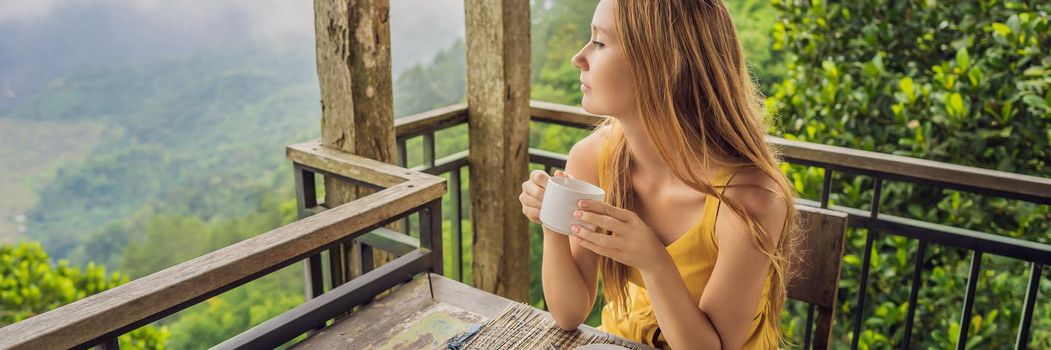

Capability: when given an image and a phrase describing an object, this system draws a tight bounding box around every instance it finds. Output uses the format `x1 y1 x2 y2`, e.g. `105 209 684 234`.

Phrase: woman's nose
572 50 587 70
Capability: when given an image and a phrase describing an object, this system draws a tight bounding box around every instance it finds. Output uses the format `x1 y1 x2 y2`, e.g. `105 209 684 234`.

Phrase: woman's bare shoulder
721 165 789 238
564 125 611 186
724 166 783 202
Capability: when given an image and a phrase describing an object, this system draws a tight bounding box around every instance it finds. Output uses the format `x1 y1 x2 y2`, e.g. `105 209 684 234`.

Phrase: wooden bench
788 205 850 350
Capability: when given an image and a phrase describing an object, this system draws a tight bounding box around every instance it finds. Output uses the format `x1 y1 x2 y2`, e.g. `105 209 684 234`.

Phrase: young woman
518 0 800 349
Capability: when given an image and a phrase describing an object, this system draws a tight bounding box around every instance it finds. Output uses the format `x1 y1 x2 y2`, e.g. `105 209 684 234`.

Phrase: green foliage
393 39 467 118
115 183 301 349
769 0 1049 173
166 267 304 349
1 49 317 348
530 0 590 106
768 0 1051 347
0 242 169 349
118 180 296 278
11 53 319 262
727 0 786 90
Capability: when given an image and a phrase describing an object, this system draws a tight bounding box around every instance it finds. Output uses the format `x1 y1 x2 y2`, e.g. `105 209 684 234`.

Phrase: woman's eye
591 40 605 48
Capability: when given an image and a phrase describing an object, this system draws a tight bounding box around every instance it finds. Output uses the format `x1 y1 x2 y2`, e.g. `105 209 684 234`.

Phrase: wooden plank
387 101 620 158
411 150 470 176
431 272 514 319
0 174 445 350
788 206 848 350
788 206 848 308
355 227 420 257
218 250 434 349
463 0 532 302
528 147 569 170
394 103 469 139
770 137 1051 204
288 140 432 189
290 274 486 349
813 306 835 350
529 100 605 127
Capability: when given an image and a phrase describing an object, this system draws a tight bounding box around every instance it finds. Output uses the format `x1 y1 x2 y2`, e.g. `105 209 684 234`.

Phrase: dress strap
597 138 610 189
709 167 743 231
717 167 742 194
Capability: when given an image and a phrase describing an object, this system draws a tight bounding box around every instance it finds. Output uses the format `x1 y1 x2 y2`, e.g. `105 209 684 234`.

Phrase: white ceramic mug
539 176 606 235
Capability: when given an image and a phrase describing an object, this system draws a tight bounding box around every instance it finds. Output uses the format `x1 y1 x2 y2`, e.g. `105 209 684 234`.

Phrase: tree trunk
314 0 397 286
464 0 532 302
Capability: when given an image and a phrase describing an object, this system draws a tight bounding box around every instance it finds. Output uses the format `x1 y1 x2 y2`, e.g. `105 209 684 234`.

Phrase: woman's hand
570 199 673 273
520 169 571 224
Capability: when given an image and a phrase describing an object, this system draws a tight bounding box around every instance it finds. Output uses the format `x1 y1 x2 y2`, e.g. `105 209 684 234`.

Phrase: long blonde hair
596 0 800 340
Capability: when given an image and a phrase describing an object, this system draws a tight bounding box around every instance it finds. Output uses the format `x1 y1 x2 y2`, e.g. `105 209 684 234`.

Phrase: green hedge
0 242 169 349
767 0 1050 348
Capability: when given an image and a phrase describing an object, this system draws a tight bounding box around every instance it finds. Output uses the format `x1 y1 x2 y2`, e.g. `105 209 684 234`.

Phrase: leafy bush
0 242 169 349
767 0 1050 348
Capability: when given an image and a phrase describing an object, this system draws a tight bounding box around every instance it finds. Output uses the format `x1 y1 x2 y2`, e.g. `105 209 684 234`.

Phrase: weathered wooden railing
0 142 446 349
396 100 1051 350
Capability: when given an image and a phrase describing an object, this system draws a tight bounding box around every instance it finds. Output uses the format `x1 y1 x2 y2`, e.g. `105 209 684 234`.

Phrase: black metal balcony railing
394 101 1051 350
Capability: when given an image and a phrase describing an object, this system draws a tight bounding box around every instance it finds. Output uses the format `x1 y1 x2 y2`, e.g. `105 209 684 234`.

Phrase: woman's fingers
519 191 540 223
522 206 541 223
572 224 619 255
578 199 634 222
521 179 545 200
521 169 562 207
573 209 626 234
519 192 542 208
574 238 610 257
530 169 550 188
520 171 548 224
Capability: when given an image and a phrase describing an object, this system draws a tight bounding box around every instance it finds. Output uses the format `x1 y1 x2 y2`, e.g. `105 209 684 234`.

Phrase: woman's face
572 0 636 118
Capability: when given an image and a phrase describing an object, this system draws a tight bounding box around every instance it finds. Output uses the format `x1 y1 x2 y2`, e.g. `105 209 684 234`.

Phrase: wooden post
464 0 531 302
313 0 398 286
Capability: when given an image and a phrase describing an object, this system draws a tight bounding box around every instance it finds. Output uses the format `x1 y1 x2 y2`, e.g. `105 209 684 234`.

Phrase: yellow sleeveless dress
594 140 778 349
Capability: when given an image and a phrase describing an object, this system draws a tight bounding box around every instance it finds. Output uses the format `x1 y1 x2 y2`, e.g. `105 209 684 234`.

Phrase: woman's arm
641 171 788 349
542 226 600 330
541 134 604 330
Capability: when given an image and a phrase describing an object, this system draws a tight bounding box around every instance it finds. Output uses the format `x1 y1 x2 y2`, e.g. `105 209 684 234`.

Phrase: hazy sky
0 0 466 106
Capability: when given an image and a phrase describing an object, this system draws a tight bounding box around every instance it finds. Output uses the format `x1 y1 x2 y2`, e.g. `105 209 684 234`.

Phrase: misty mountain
0 0 466 113
0 0 470 262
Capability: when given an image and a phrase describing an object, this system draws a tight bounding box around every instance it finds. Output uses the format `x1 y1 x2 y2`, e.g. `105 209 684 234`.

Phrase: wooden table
290 273 654 349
